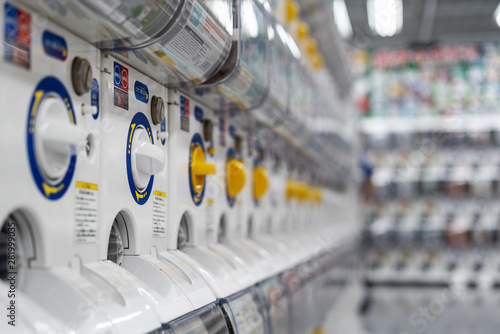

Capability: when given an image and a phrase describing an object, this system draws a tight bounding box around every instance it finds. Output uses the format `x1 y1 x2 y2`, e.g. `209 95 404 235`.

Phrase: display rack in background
354 44 500 334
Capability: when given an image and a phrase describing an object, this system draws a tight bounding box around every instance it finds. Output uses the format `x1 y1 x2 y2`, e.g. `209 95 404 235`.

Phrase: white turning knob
131 127 165 190
35 96 87 181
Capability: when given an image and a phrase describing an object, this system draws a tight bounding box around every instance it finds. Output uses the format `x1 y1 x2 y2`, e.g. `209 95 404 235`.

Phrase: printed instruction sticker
4 2 31 69
156 0 229 80
152 190 167 238
75 182 98 243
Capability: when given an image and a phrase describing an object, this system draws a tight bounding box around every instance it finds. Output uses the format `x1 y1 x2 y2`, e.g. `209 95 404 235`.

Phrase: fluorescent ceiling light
333 0 353 39
367 0 403 37
495 2 500 27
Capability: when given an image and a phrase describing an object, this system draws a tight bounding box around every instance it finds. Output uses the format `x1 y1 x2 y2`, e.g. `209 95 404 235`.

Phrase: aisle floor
322 281 369 334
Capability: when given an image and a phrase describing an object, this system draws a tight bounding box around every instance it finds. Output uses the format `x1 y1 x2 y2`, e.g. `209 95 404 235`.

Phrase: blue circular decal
189 133 206 206
26 76 76 201
126 112 154 205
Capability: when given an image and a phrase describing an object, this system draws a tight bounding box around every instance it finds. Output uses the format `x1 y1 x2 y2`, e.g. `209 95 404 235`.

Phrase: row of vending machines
363 130 500 200
360 198 500 333
0 0 358 333
364 198 500 286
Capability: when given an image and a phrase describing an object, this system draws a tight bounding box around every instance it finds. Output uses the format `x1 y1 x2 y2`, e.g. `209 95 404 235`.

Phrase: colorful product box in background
352 44 500 118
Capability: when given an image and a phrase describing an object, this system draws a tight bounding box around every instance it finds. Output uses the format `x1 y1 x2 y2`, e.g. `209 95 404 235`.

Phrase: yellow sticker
76 181 98 191
153 190 167 198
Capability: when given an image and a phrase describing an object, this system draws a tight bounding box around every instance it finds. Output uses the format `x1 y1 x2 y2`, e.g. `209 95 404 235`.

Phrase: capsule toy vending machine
250 139 297 275
205 111 255 289
205 0 273 289
215 115 277 283
214 19 296 283
261 143 308 270
166 89 245 299
91 0 241 309
98 53 217 325
0 1 168 331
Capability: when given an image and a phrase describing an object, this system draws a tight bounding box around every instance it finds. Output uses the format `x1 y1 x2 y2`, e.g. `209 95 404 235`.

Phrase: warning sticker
156 0 229 80
75 182 98 243
4 2 31 69
181 116 190 132
114 87 129 110
152 190 167 238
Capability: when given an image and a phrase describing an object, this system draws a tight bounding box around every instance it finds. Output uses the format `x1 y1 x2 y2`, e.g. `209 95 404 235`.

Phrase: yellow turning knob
285 0 300 23
253 167 269 200
297 182 309 201
311 53 325 70
227 159 246 198
305 38 318 56
286 180 297 201
295 21 310 41
190 145 216 195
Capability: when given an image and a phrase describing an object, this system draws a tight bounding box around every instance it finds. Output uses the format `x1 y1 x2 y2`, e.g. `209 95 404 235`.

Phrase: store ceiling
297 0 500 98
344 0 500 48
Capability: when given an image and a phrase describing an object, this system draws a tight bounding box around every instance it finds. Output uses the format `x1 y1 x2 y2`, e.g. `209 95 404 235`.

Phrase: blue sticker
228 125 235 138
134 81 149 104
27 76 76 200
113 62 129 92
126 112 154 205
42 30 67 61
160 118 166 146
4 3 31 69
4 3 18 41
226 148 236 208
194 106 203 123
113 63 121 87
91 78 99 120
180 95 186 116
189 133 206 206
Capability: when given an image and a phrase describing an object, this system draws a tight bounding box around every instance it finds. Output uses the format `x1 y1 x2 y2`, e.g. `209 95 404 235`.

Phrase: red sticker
121 67 129 91
17 9 30 45
184 97 190 117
